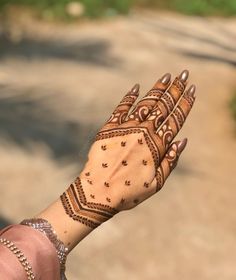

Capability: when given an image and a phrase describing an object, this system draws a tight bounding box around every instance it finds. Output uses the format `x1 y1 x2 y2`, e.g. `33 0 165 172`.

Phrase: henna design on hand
101 145 107 151
60 70 196 229
103 84 140 129
153 139 187 192
127 73 171 123
61 179 118 229
142 160 147 165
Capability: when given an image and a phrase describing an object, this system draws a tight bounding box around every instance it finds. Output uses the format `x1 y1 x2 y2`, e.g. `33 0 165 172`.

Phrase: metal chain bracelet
20 218 68 279
0 237 36 280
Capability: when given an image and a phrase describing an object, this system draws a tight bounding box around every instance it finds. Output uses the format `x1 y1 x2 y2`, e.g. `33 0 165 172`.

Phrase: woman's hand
60 70 196 229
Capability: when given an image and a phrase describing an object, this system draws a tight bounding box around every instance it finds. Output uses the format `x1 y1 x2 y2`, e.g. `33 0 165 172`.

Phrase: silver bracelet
20 218 69 278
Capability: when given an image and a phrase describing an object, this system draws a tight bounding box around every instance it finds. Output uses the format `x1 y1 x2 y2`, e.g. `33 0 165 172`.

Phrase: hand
60 70 196 229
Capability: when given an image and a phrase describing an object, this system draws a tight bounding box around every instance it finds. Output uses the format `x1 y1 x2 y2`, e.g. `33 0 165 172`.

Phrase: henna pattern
127 79 169 123
104 84 139 128
173 107 185 129
146 108 164 130
138 139 143 144
146 77 186 131
155 167 164 192
157 124 174 149
60 71 195 229
165 143 179 171
61 178 118 229
121 141 126 147
125 180 131 186
96 127 160 172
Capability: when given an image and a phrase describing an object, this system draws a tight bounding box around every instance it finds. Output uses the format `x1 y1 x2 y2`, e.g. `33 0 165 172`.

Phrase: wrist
61 177 118 228
35 199 94 252
20 218 68 275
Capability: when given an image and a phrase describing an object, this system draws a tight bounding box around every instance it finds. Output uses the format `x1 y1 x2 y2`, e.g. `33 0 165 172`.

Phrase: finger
103 84 140 129
150 138 187 192
156 85 196 150
145 70 189 131
126 73 171 124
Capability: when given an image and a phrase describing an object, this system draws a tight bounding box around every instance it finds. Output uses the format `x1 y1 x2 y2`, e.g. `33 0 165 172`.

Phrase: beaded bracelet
0 237 35 280
20 218 69 278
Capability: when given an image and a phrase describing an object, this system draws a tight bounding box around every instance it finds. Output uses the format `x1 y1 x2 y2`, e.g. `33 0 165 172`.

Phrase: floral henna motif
60 71 195 229
156 85 196 147
157 123 174 149
96 127 160 172
146 77 187 131
127 73 172 123
155 141 182 192
60 126 161 227
104 84 139 128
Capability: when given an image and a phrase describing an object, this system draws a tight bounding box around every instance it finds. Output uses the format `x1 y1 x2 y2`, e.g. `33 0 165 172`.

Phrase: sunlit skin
36 70 196 252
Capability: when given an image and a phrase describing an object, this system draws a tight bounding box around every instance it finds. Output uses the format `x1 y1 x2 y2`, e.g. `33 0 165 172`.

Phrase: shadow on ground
0 217 10 229
0 87 98 162
0 31 120 67
138 16 236 67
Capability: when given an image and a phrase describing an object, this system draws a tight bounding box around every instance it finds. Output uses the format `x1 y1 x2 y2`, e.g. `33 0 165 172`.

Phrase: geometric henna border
60 178 119 229
60 192 100 229
74 178 118 216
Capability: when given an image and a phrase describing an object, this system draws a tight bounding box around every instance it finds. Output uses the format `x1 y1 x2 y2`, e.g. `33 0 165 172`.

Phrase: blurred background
0 1 236 279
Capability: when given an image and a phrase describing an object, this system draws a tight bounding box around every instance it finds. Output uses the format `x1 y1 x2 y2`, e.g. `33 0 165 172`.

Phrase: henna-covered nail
178 138 188 153
160 73 171 84
188 85 196 97
131 84 140 95
179 70 189 82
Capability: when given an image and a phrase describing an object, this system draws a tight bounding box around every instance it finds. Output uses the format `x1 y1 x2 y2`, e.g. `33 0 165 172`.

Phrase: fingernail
131 84 140 94
179 70 189 82
178 138 188 153
188 85 196 97
160 73 171 84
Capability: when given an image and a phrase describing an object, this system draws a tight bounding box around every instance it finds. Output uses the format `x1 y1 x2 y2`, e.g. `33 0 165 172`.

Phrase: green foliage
0 0 132 19
0 0 236 19
136 0 236 16
230 91 236 123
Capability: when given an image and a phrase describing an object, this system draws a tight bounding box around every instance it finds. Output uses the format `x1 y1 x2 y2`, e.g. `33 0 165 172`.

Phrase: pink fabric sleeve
0 224 60 280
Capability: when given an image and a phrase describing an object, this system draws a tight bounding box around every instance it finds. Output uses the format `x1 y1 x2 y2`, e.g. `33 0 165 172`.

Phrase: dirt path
0 11 236 280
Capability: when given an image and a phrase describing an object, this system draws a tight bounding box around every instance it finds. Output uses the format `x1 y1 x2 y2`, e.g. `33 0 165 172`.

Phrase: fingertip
188 84 196 98
177 138 188 153
131 83 140 94
179 69 189 82
160 73 171 84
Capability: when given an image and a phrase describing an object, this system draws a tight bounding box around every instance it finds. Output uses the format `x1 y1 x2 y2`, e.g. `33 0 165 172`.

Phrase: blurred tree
136 0 236 16
0 0 132 19
0 0 236 19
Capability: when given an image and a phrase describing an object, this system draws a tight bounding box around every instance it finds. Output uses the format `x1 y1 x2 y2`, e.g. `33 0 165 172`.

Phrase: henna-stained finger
102 84 140 130
156 85 196 149
125 73 171 124
150 138 187 192
145 70 189 131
